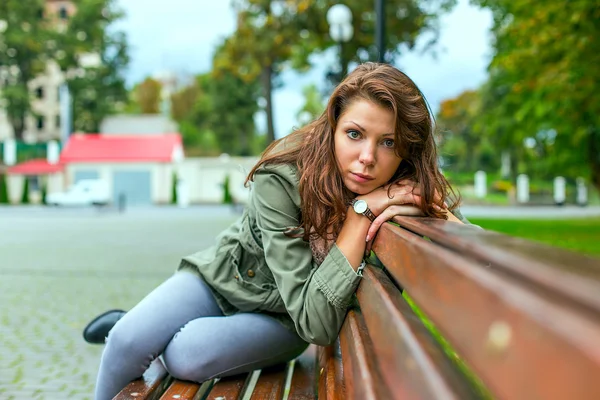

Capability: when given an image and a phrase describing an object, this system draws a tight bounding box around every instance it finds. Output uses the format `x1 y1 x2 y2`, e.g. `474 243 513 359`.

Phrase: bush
0 174 8 204
171 173 178 204
21 177 29 204
491 180 513 193
223 175 232 204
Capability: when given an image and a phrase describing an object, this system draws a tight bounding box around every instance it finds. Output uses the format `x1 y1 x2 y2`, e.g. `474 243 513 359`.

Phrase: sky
114 0 493 139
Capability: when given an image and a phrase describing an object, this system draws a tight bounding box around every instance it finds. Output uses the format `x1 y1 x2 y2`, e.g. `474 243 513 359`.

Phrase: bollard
474 171 487 199
2 139 16 166
553 176 566 206
176 179 190 208
576 177 588 207
516 174 529 204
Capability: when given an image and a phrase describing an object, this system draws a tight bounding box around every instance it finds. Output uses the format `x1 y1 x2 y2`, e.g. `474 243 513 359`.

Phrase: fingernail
366 234 370 242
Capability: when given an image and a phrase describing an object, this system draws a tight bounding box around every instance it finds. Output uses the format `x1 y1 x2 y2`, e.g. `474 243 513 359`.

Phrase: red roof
7 159 64 175
59 133 183 163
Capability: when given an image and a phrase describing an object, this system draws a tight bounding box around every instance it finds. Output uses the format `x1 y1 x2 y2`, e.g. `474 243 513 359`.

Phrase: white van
46 179 110 207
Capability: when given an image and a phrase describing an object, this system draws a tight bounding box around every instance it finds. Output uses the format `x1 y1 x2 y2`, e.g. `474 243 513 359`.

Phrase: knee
162 332 215 382
104 320 147 358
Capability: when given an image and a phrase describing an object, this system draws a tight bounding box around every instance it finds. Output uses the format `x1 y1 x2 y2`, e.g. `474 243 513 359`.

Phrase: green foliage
20 177 29 204
0 0 129 137
61 0 130 133
134 78 162 114
222 175 232 204
472 0 600 190
0 0 54 140
296 84 325 125
0 174 8 204
216 0 457 142
171 70 261 156
171 173 177 204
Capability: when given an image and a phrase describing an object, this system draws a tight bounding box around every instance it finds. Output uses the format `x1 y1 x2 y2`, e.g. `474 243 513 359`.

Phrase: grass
469 218 600 257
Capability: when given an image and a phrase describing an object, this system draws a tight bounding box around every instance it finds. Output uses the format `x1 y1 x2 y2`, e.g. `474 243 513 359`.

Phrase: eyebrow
348 121 394 137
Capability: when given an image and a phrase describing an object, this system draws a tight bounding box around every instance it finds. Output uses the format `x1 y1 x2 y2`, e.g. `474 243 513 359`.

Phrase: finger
366 205 423 241
365 238 373 256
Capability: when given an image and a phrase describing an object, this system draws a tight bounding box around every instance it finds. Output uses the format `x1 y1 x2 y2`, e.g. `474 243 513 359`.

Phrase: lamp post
375 0 385 63
326 4 353 82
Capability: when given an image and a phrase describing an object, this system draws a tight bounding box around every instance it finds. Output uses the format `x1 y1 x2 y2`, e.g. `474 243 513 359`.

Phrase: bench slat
358 266 480 400
339 309 392 399
249 364 288 399
205 374 249 399
317 344 344 400
159 380 213 400
114 359 172 400
287 346 316 399
373 222 600 400
393 216 600 318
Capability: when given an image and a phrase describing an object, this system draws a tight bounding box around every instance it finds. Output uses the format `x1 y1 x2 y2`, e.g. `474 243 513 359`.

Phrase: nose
358 142 376 166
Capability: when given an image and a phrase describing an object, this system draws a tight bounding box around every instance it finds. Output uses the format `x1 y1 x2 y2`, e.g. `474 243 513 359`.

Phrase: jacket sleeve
252 165 361 346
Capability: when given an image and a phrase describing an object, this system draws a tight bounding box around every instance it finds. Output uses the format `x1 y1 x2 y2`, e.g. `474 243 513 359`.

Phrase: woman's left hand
361 180 450 255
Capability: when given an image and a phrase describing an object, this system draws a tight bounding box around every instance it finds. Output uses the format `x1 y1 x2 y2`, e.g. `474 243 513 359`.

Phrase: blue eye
382 139 395 148
347 130 360 140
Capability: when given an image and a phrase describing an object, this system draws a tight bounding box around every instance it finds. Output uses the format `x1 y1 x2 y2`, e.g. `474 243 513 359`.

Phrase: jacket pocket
229 242 275 311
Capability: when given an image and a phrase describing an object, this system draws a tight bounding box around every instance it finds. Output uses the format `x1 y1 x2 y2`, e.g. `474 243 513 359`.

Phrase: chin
344 179 375 195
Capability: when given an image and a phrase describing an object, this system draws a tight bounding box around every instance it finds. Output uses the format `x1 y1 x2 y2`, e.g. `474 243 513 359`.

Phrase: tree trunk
261 65 276 144
9 112 26 142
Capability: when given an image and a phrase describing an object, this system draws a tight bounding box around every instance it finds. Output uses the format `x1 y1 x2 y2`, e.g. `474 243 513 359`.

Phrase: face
334 99 402 195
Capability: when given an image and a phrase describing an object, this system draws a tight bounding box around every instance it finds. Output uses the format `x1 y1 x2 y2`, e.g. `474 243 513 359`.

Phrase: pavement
0 206 239 399
0 203 598 399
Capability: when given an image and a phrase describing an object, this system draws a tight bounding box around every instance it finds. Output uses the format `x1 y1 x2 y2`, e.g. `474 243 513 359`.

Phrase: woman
94 62 465 400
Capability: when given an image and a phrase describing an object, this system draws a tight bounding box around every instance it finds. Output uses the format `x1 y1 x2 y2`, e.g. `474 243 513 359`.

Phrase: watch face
354 199 368 214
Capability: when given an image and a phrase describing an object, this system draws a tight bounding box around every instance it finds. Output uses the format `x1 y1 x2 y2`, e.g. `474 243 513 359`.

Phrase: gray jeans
95 271 308 400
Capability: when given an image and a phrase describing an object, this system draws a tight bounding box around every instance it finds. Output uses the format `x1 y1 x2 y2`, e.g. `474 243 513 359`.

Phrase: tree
0 0 54 141
135 77 162 114
437 90 486 172
472 0 600 190
0 0 129 137
296 84 325 125
170 69 261 156
216 0 457 143
57 0 129 133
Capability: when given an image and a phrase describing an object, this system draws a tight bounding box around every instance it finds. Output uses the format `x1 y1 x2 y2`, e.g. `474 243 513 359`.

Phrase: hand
359 179 445 254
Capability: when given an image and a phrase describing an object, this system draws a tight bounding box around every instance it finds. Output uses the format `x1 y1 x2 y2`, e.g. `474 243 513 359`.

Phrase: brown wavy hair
247 62 460 241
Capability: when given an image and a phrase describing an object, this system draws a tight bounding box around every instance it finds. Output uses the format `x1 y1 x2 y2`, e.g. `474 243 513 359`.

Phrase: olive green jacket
179 163 471 346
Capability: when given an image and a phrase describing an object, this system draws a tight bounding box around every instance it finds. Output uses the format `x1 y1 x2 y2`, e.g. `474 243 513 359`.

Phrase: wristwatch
349 199 376 222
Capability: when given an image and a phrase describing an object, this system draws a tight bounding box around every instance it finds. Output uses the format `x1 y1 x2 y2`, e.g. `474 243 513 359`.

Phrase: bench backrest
339 217 600 400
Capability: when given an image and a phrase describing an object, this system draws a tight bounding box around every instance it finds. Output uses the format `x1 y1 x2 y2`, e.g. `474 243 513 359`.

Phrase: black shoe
83 309 126 344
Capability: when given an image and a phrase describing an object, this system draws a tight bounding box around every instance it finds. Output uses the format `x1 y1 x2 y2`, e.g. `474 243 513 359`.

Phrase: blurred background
0 0 599 398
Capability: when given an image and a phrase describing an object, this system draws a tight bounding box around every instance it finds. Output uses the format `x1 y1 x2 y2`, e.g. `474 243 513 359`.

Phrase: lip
350 172 375 183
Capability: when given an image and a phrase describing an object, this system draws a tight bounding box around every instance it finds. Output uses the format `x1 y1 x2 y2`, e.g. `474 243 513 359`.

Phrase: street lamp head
329 23 354 42
326 4 352 26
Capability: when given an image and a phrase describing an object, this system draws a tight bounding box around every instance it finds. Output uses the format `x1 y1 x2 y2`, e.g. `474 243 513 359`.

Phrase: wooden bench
115 217 600 399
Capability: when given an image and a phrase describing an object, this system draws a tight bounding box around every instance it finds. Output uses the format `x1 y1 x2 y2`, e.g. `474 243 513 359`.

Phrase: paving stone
0 206 237 399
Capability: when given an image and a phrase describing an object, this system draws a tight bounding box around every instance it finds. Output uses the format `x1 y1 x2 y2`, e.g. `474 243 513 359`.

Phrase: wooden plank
339 309 392 400
316 344 344 400
393 216 600 318
287 346 317 399
205 374 249 400
373 222 600 400
158 379 213 400
114 359 172 400
249 364 288 399
357 266 480 400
